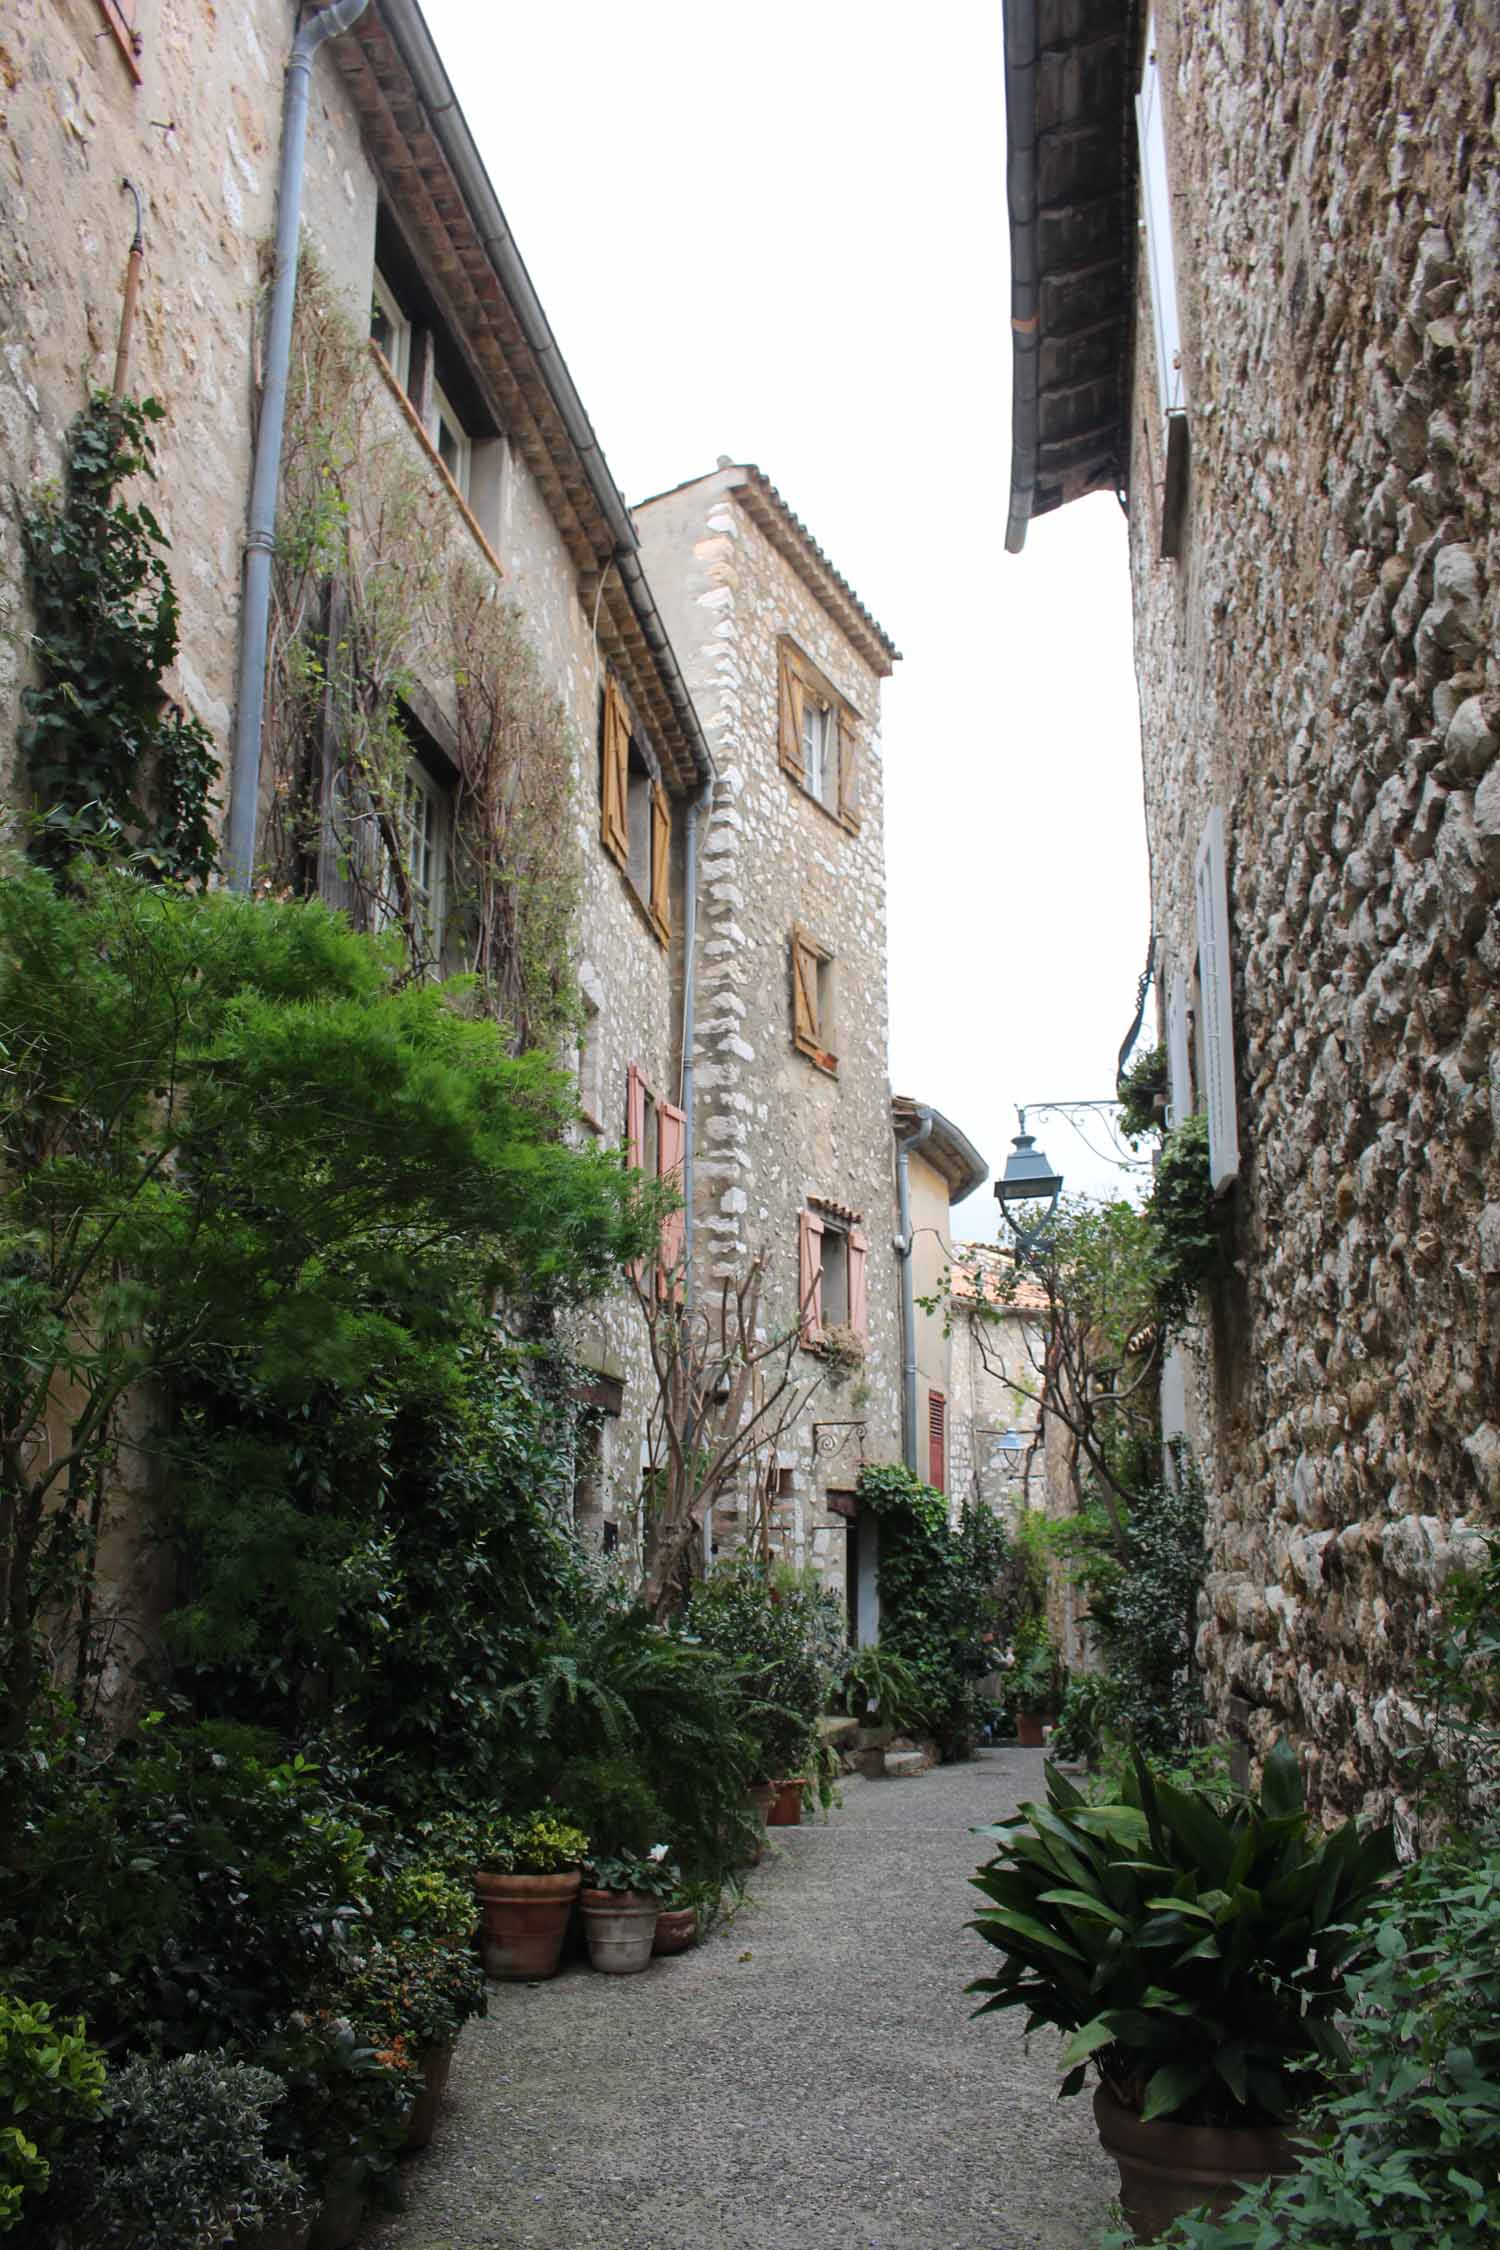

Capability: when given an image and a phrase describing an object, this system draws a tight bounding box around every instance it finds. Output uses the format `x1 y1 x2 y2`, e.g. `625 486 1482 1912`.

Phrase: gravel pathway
370 1750 1115 2249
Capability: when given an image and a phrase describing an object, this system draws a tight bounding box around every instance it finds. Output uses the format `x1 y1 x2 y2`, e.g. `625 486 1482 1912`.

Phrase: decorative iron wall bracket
812 1419 867 1461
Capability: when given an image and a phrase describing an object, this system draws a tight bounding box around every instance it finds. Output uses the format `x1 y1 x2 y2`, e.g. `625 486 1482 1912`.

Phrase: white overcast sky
420 0 1151 1225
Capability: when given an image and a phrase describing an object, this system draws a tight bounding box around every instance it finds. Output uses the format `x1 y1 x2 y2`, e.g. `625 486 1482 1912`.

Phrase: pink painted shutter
928 1392 946 1493
847 1226 868 1338
798 1208 824 1344
625 1063 645 1170
657 1100 686 1302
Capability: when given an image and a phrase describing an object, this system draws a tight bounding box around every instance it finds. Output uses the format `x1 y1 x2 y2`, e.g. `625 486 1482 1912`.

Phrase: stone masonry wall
1133 0 1500 1820
635 471 901 1596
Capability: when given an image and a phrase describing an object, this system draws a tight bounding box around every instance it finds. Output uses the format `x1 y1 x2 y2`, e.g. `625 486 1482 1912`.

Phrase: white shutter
1194 806 1239 1192
1136 14 1186 418
1165 972 1191 1129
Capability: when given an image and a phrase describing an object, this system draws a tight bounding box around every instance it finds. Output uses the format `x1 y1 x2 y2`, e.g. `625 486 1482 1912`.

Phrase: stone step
884 1747 935 1780
819 1713 860 1750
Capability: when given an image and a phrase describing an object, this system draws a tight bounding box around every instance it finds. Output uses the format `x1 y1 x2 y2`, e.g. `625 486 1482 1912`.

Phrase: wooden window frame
799 1204 868 1349
95 0 143 83
370 267 412 390
601 675 670 947
790 925 837 1075
777 640 862 832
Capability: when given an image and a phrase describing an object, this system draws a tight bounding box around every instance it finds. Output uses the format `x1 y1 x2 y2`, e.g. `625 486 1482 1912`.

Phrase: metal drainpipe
227 0 371 893
895 1108 935 1472
680 760 716 1569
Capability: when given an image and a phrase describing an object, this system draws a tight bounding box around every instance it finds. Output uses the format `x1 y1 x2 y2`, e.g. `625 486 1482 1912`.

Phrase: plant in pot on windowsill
581 1845 680 1975
473 1812 590 1982
966 1742 1396 2243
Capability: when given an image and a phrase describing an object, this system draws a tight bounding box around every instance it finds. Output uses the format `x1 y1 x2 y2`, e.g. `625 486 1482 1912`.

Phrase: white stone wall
636 471 901 1594
1130 0 1500 1817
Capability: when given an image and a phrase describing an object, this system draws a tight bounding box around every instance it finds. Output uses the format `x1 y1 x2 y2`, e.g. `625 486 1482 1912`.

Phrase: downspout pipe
895 1107 935 1472
679 757 718 1572
227 0 371 893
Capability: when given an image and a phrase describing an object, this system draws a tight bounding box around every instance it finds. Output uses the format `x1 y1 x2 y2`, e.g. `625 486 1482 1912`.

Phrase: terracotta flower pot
652 1905 697 1955
767 1775 806 1826
1016 1711 1048 1748
580 1887 658 1974
1093 2085 1299 2242
306 2167 365 2250
474 1867 581 1980
402 2038 455 2152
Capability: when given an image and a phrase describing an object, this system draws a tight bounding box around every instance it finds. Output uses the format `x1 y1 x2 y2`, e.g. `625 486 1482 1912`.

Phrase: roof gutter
375 0 712 788
1002 0 1041 556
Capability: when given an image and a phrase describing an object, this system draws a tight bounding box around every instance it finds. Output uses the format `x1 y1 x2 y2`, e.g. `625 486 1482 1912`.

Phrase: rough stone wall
635 471 901 1595
1133 0 1500 1818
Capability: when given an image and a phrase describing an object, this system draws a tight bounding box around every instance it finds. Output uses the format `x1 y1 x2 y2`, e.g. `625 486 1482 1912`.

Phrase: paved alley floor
370 1751 1116 2250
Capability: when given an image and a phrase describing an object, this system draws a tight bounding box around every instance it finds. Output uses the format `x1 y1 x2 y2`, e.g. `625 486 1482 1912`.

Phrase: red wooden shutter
798 1208 824 1344
625 1062 645 1170
657 1100 686 1301
928 1391 946 1493
847 1226 868 1338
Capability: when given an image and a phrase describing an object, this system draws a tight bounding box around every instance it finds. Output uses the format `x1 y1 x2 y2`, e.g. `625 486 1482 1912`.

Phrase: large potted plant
1009 1618 1063 1746
580 1847 679 1975
473 1812 589 1982
967 1744 1395 2241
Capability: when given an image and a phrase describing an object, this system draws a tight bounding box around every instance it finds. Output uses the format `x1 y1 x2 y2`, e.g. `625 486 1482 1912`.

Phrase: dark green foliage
19 393 217 882
968 1744 1396 2128
48 2050 306 2250
837 1642 929 1733
1116 1043 1166 1145
1149 1113 1226 1331
553 1752 668 1860
1048 1458 1208 1761
1408 1530 1500 1822
1115 1828 1500 2249
0 865 650 1751
682 1559 839 1783
855 1464 1012 1755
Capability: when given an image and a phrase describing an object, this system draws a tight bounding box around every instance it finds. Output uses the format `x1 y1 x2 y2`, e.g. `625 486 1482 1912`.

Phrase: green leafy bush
1150 1113 1226 1330
838 1643 928 1732
1112 1829 1500 2248
477 1813 590 1876
681 1560 837 1783
855 1466 1012 1755
0 1996 104 2236
969 1744 1395 2127
54 2051 305 2250
586 1847 678 1900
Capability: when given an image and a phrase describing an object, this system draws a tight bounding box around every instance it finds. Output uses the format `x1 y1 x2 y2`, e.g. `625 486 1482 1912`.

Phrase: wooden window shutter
928 1391 946 1493
1165 970 1191 1130
625 1062 646 1171
798 1207 824 1345
778 645 806 781
837 716 861 829
847 1227 868 1338
1193 805 1240 1192
601 678 630 868
649 782 672 944
656 1100 687 1301
790 928 818 1052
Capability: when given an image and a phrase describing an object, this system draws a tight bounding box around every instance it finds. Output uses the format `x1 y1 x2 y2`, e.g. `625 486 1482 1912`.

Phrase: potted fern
967 1743 1395 2240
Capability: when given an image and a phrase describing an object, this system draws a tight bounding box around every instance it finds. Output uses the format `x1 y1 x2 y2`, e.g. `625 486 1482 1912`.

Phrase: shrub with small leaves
52 2050 304 2250
476 1811 590 1876
0 1995 104 2236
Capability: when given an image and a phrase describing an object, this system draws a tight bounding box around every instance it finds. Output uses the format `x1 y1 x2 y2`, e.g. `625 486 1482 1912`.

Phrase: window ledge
369 342 506 586
615 863 670 950
789 776 860 835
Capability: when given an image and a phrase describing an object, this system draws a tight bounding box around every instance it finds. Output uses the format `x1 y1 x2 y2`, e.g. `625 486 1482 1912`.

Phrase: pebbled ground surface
368 1750 1116 2249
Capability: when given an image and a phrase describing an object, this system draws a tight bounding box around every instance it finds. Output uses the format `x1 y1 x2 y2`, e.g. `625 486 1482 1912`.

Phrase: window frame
429 377 472 501
790 925 837 1074
600 675 671 946
777 639 862 831
370 267 412 391
799 1202 868 1348
94 0 143 82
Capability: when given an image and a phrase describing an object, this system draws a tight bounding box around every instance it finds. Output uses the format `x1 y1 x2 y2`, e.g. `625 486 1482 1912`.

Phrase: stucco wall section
1132 0 1500 1819
636 470 900 1594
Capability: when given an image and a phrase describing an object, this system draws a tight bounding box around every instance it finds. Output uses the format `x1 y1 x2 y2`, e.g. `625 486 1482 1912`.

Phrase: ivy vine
20 391 218 882
1149 1111 1227 1330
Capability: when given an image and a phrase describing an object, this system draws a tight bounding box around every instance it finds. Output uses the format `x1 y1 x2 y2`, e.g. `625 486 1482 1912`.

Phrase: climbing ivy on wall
264 259 580 1047
20 392 218 882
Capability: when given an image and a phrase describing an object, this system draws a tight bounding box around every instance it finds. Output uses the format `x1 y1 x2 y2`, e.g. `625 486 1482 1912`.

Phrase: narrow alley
371 1755 1114 2250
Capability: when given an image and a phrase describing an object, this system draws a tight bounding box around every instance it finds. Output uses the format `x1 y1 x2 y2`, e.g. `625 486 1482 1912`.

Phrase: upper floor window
790 925 837 1075
94 0 142 81
600 674 671 945
367 211 502 526
778 641 861 829
798 1201 867 1350
370 269 411 389
1136 12 1185 420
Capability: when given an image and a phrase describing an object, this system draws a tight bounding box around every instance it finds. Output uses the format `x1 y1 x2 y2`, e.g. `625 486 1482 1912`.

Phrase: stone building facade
635 467 903 1594
1003 0 1500 1816
2 2 913 1625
